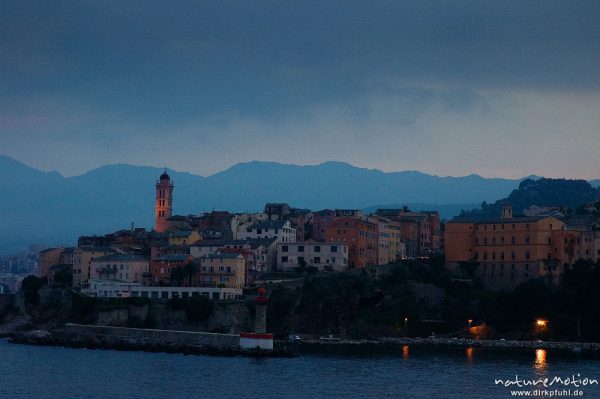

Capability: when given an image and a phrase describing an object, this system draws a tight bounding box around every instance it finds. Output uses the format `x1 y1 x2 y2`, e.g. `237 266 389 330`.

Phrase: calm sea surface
1 339 599 398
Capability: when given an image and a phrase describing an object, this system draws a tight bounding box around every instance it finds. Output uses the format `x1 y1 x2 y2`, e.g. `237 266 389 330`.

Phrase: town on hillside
7 171 600 301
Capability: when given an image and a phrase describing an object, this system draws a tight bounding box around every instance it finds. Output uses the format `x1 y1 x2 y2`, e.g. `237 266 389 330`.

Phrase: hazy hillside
2 154 588 254
457 178 600 220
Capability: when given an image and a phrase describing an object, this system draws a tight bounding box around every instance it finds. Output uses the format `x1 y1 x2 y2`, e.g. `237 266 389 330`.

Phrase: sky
1 1 599 179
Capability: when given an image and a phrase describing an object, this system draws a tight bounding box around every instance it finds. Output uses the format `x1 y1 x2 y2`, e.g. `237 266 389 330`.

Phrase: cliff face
95 301 252 334
2 283 254 335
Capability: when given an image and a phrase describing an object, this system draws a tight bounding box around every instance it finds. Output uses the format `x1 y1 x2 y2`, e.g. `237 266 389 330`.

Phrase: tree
21 275 45 305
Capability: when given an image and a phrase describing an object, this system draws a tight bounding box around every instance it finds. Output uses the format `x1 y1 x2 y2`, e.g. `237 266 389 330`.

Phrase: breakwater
304 336 600 353
10 324 295 357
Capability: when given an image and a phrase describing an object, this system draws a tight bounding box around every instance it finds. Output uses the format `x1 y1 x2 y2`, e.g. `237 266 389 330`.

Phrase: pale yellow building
167 230 201 246
199 253 245 289
73 247 115 288
368 215 406 264
90 254 149 284
39 248 64 278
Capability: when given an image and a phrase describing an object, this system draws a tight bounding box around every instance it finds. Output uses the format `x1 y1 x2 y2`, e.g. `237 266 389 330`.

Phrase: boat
319 334 342 342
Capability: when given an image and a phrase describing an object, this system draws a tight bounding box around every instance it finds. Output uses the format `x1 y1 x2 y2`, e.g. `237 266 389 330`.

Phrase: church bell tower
155 169 174 233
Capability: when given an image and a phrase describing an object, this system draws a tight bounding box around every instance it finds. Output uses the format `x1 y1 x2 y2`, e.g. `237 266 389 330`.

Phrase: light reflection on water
534 348 548 374
466 346 474 364
1 339 599 399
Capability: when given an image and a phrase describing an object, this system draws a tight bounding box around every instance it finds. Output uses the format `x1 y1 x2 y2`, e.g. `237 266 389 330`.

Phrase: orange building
445 206 573 289
39 248 65 278
150 254 194 286
325 217 378 269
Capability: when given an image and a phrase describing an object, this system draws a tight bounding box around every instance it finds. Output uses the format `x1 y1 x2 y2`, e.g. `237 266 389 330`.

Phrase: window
314 257 321 263
331 245 338 252
314 246 321 252
281 256 288 262
298 246 304 252
282 245 288 252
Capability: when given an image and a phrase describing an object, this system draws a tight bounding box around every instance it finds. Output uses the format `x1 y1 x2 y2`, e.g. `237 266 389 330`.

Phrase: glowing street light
404 317 408 337
468 319 473 328
536 319 548 328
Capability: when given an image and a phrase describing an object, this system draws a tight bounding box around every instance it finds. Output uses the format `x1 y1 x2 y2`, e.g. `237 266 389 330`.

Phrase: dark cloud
0 1 599 178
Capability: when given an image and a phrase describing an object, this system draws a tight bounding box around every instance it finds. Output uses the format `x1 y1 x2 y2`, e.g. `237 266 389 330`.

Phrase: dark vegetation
460 178 600 217
167 296 214 322
267 257 600 342
21 275 45 306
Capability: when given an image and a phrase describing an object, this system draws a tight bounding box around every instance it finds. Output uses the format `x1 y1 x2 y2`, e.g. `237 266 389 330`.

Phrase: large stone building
445 206 574 289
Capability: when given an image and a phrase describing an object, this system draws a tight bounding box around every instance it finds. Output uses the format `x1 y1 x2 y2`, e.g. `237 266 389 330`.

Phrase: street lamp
536 319 548 328
404 317 408 337
468 319 473 328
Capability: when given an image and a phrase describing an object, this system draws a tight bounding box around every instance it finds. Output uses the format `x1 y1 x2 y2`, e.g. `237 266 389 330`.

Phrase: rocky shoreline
303 336 600 353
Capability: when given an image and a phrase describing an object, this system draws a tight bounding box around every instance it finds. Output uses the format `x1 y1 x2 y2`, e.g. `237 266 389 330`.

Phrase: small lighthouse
240 287 274 350
255 287 268 333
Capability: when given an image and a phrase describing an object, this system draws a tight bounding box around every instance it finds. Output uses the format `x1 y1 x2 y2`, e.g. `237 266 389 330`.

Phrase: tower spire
155 170 174 233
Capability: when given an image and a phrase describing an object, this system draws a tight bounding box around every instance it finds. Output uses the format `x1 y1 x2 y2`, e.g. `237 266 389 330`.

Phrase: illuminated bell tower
155 169 174 233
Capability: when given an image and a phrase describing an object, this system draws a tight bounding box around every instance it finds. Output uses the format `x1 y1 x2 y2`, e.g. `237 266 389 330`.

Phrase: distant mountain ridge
1 154 596 254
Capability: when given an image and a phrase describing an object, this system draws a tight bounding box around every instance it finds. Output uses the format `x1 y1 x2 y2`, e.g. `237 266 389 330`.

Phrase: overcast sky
1 1 599 179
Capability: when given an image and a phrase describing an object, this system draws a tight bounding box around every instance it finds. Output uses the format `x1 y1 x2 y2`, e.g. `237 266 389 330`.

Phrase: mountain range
1 154 597 255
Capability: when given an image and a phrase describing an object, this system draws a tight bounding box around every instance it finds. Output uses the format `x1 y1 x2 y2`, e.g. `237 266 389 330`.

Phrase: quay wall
63 323 240 348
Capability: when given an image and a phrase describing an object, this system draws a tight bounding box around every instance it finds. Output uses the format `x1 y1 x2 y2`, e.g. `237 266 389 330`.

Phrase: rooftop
93 254 148 262
248 220 289 230
202 253 244 260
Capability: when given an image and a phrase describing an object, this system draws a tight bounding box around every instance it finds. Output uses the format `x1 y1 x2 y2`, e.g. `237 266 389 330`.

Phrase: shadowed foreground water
1 339 599 398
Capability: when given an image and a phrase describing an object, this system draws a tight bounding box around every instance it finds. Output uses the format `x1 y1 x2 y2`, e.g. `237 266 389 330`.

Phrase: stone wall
64 323 240 348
